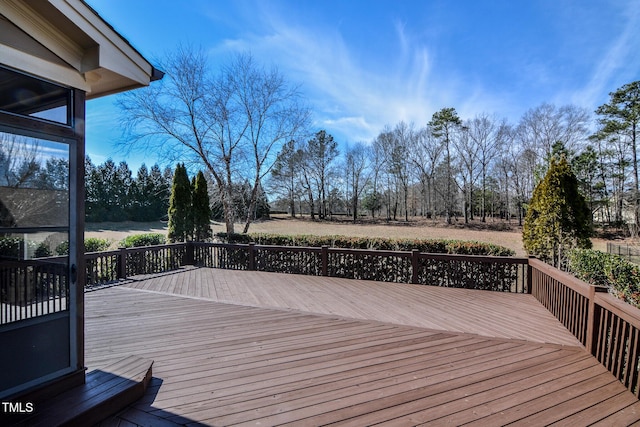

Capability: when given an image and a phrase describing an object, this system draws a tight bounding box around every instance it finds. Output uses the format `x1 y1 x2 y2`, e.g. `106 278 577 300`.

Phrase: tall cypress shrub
523 156 592 267
192 171 212 241
167 163 192 242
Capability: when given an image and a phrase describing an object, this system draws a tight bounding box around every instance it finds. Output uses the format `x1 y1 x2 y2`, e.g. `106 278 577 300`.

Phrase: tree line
85 158 173 222
269 81 640 234
0 134 270 226
114 44 639 234
86 159 270 226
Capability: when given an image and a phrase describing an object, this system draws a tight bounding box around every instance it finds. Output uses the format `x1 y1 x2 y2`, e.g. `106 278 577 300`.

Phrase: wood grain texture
88 268 640 426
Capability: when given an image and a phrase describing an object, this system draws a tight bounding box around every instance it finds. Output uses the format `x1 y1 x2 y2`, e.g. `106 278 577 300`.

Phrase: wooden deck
86 267 640 426
122 267 579 346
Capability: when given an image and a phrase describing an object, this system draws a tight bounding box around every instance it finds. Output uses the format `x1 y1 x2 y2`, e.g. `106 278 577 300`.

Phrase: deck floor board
122 267 580 345
88 267 640 426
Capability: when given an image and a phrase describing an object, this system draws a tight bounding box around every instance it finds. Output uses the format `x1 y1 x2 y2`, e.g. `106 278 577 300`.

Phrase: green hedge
214 233 515 256
568 249 640 308
1 237 53 258
119 233 166 248
55 238 112 255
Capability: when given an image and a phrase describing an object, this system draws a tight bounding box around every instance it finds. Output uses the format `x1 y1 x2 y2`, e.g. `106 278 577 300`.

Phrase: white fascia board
0 0 86 72
49 0 154 85
1 0 154 94
0 44 90 91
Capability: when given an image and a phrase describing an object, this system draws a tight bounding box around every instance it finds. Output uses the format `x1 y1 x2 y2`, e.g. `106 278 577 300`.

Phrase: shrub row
1 233 166 259
567 249 640 308
57 233 166 254
119 233 166 248
214 232 515 256
0 237 48 258
1 236 113 258
55 238 112 255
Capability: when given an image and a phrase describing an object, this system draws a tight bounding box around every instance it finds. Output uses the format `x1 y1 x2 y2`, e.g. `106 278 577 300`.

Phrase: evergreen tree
594 81 640 229
428 108 464 224
150 164 172 220
167 163 192 242
254 182 271 220
85 156 104 222
192 171 212 241
523 156 592 267
131 164 159 221
100 159 119 220
115 161 134 219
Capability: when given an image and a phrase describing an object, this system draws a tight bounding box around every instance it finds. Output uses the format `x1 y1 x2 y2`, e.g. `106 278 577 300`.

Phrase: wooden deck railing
529 257 640 397
0 258 69 324
191 242 529 292
5 240 640 397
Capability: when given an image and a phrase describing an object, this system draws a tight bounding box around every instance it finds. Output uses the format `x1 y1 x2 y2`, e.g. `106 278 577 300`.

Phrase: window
0 67 71 125
0 70 73 325
0 132 70 324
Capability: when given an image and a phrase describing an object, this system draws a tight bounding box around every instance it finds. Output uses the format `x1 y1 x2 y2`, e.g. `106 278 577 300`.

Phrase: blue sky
85 0 640 171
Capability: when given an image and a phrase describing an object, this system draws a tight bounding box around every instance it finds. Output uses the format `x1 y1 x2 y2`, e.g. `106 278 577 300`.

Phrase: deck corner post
411 249 420 284
117 247 127 279
526 256 535 294
586 284 597 353
321 245 329 276
586 284 607 354
248 242 256 270
185 241 194 266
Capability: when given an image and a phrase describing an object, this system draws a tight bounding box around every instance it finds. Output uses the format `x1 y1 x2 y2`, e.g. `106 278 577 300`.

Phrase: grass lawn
85 215 615 256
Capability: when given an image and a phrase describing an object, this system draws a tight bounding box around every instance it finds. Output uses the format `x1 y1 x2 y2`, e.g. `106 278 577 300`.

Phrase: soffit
0 0 157 98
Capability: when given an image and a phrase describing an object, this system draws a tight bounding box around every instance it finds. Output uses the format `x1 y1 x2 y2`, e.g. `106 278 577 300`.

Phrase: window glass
0 67 70 125
0 132 69 229
0 231 68 261
0 133 70 323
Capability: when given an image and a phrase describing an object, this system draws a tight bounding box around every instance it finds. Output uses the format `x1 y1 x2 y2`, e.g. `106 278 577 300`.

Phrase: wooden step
4 355 153 427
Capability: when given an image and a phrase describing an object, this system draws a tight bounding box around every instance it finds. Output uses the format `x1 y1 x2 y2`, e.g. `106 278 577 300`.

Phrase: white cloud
566 3 640 109
204 1 538 143
207 7 460 142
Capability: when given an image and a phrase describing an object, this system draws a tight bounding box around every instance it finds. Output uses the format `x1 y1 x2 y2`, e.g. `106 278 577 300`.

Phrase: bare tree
466 114 505 222
118 46 309 233
495 152 513 223
410 126 442 220
229 55 310 232
369 133 389 219
517 103 590 167
454 127 479 223
365 135 387 218
301 130 339 219
270 139 302 217
345 143 371 222
389 122 414 222
0 133 40 188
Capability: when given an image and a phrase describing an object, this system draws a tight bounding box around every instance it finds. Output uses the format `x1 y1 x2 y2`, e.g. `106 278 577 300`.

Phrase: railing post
526 256 534 294
117 247 127 279
185 241 194 265
321 245 329 276
411 249 419 284
248 242 256 270
586 284 607 354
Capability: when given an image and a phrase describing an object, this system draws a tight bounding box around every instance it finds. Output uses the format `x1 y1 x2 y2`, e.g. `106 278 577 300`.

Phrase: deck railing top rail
528 257 595 298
